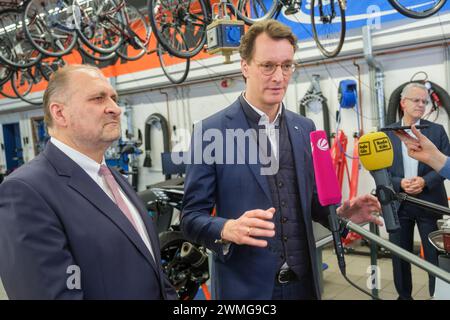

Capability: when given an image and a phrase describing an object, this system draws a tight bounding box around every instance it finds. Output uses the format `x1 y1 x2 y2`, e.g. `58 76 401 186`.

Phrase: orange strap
201 283 211 300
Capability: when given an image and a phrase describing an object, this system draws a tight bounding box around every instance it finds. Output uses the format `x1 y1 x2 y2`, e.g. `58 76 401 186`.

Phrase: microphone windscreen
310 130 342 206
358 132 394 171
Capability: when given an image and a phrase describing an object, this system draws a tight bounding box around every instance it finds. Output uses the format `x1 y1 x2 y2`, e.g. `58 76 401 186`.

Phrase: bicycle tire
72 0 124 54
388 0 447 19
229 0 278 25
116 4 152 61
158 42 190 84
0 66 12 87
23 0 78 57
310 0 346 58
387 81 450 125
0 80 18 99
39 58 66 82
148 0 209 59
0 9 42 69
11 69 43 106
0 88 18 99
77 40 118 62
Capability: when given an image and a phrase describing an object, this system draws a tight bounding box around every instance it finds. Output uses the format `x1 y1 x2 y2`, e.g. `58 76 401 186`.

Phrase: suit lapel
111 170 164 270
417 120 430 175
43 143 160 277
111 169 168 298
391 122 405 177
284 112 310 220
225 101 272 203
68 167 160 276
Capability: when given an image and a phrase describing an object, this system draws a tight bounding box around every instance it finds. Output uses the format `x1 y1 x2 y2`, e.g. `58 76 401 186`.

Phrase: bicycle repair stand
206 0 244 64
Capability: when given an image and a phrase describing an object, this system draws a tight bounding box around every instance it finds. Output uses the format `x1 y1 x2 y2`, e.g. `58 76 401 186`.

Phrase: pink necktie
99 165 139 233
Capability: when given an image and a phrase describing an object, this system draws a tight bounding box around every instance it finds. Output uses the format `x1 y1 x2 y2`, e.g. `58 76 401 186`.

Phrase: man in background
386 82 450 300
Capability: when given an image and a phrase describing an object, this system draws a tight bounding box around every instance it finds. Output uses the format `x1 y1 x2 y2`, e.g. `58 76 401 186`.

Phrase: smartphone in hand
380 125 429 132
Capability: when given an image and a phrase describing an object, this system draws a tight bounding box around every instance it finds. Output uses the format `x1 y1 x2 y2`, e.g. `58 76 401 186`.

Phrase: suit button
281 200 287 207
283 236 288 242
282 217 288 223
278 181 284 188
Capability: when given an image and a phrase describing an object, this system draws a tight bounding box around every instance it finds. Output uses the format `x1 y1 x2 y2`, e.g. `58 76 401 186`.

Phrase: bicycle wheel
0 9 42 69
388 0 447 19
39 58 66 81
0 85 18 99
11 69 43 106
148 0 209 59
310 0 346 58
229 0 278 25
116 4 152 61
77 40 118 62
0 65 12 87
23 0 78 57
0 66 16 99
157 42 190 84
72 0 124 54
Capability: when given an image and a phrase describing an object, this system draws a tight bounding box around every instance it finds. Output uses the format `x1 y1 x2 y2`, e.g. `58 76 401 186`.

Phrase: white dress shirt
401 119 420 179
243 93 282 160
241 95 288 270
50 137 155 260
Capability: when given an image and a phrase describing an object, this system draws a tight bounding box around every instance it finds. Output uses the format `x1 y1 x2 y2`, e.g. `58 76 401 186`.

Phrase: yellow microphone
358 131 400 233
358 131 394 170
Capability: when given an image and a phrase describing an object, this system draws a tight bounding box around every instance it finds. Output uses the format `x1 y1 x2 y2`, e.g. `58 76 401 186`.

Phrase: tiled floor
0 243 435 300
321 243 433 300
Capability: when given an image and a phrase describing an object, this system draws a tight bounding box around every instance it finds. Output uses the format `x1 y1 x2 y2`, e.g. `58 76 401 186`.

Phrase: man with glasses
181 19 382 300
385 82 450 300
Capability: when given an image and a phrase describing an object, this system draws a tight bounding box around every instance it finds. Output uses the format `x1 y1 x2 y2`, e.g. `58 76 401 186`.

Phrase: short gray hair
400 82 428 100
43 64 103 128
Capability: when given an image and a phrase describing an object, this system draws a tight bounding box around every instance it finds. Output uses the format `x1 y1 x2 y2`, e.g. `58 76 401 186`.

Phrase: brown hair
239 19 297 63
43 64 102 127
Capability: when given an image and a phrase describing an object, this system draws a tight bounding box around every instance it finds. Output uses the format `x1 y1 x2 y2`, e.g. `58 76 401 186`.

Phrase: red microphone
310 130 346 274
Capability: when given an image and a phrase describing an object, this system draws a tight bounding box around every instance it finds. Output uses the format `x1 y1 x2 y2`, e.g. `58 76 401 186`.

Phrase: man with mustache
0 65 176 300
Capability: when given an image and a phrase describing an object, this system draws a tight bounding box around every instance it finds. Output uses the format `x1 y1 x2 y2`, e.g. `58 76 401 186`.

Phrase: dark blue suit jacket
181 99 330 299
0 142 176 300
386 119 450 214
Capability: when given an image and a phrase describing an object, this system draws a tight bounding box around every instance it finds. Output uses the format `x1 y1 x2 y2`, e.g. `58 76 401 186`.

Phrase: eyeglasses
255 61 297 76
404 97 430 105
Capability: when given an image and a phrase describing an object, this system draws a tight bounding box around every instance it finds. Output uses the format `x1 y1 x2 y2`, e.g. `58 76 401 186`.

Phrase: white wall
0 13 449 241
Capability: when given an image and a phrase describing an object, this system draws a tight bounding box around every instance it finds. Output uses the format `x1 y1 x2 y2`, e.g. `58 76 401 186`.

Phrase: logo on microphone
359 141 371 156
316 138 329 151
374 137 392 152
